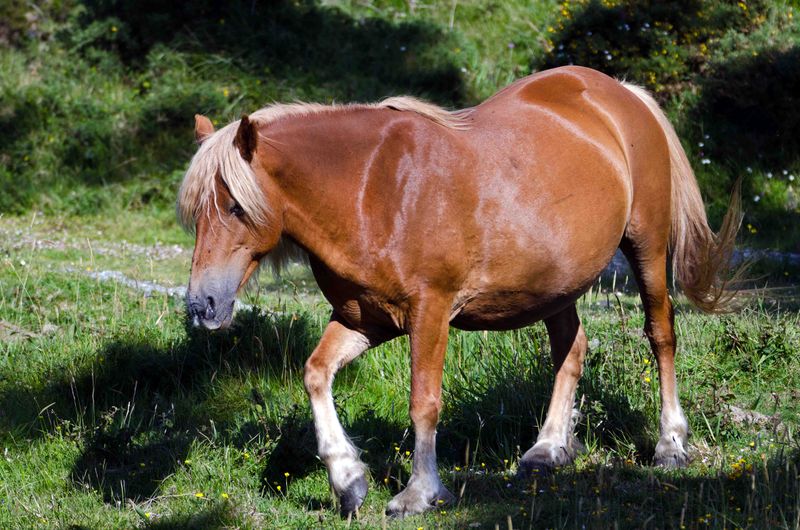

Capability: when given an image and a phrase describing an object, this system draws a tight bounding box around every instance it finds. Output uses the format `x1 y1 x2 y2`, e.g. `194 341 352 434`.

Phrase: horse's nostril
204 296 216 320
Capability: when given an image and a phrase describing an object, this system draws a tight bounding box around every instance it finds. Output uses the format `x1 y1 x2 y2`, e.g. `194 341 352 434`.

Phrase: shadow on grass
4 296 797 525
440 372 653 463
72 429 193 503
446 446 800 530
0 307 323 501
260 406 318 495
145 502 237 530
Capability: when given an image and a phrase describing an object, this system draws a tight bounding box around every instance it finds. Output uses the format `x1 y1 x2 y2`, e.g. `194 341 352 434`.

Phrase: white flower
753 195 761 202
767 172 773 178
746 167 753 173
790 175 796 181
701 158 711 165
698 142 704 147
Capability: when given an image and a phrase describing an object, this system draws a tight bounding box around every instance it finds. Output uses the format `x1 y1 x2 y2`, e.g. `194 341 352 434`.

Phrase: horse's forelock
177 121 271 232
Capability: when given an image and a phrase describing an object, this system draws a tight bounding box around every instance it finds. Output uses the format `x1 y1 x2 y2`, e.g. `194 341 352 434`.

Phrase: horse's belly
450 292 568 330
450 237 616 331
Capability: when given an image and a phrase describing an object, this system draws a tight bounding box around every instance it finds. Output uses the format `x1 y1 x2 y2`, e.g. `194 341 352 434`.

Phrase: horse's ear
194 114 214 144
234 114 258 163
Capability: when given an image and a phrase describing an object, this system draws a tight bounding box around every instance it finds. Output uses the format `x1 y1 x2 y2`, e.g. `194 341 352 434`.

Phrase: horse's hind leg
519 304 587 475
620 238 690 467
304 315 384 515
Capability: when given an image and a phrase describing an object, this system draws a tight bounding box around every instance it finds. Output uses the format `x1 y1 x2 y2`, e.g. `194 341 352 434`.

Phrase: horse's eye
229 203 244 217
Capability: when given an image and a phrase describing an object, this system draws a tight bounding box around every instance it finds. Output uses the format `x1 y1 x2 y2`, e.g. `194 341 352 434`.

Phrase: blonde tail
622 82 745 313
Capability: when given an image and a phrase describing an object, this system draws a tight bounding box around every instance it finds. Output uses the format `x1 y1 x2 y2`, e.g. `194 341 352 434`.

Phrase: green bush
0 0 76 46
539 0 770 95
1 0 798 249
1 1 465 215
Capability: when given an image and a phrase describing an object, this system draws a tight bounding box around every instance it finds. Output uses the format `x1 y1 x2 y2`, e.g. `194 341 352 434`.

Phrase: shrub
538 0 770 95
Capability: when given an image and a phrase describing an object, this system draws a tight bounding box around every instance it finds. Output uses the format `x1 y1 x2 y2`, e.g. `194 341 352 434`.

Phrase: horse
177 65 742 517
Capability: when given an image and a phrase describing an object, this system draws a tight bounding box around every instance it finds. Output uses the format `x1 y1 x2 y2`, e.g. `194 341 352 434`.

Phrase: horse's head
178 114 282 330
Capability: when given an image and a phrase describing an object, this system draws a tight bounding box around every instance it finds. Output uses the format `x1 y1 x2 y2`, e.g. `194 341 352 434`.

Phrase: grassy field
1 214 798 529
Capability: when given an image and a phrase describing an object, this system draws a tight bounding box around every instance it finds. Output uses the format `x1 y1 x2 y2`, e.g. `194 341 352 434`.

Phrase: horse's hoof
519 440 576 478
517 458 554 479
654 449 689 468
338 474 368 517
385 484 453 518
654 436 689 468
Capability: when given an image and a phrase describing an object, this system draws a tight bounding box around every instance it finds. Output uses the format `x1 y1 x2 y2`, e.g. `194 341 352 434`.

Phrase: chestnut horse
178 66 740 517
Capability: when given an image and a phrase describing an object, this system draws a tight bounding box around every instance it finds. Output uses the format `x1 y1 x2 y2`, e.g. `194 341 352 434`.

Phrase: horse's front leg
386 297 454 517
519 304 587 475
304 315 382 516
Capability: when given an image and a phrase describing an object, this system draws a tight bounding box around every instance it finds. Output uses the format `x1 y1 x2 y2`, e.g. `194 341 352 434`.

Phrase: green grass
1 215 799 529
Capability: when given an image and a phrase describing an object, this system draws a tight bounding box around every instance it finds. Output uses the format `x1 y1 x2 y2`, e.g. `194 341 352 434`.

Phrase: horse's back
447 67 670 329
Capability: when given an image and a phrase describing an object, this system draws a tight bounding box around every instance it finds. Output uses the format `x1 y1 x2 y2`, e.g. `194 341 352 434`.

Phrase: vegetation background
1 0 799 528
2 0 800 248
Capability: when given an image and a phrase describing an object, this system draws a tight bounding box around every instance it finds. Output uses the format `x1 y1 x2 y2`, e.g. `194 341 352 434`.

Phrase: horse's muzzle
186 289 234 330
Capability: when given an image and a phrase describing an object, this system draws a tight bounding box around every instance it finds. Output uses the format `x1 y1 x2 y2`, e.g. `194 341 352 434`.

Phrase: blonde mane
177 96 471 233
248 96 473 131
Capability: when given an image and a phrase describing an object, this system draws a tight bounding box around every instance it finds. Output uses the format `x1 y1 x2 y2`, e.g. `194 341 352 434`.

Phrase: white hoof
385 477 453 518
654 434 689 468
518 437 583 477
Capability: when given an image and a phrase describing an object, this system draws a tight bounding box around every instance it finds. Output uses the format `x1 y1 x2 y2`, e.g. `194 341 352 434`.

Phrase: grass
1 214 799 529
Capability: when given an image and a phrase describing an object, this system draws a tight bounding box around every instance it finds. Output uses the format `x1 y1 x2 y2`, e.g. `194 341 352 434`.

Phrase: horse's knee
304 357 330 396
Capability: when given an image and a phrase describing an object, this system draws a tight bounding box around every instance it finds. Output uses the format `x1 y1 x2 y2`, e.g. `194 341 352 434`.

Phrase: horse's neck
267 110 384 279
